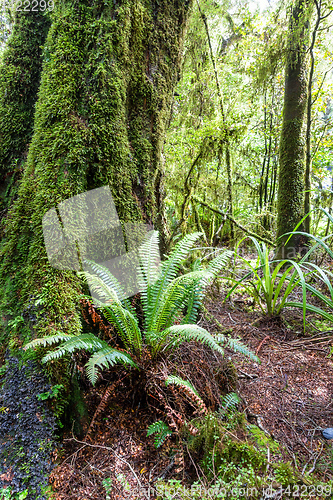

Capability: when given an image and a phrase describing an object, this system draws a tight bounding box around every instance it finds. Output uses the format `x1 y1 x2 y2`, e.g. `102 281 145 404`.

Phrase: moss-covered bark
0 0 193 344
276 0 312 260
0 10 50 218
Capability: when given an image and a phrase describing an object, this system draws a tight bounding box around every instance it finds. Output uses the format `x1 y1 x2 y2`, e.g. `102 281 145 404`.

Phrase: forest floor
48 288 333 500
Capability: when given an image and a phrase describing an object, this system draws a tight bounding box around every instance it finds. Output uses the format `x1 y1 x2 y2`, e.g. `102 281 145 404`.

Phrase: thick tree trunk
0 0 193 344
0 10 50 223
0 1 193 492
275 0 312 260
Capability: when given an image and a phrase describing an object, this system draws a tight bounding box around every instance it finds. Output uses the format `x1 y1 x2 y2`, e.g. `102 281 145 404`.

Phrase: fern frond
148 271 206 334
138 230 161 291
166 375 208 415
85 347 137 385
145 232 202 330
103 304 142 354
24 333 75 351
41 333 108 363
220 392 240 413
159 324 225 357
81 272 122 306
83 282 141 353
180 250 232 325
205 250 233 281
147 421 172 448
82 259 128 304
138 230 161 326
181 282 203 324
217 334 259 363
165 375 199 396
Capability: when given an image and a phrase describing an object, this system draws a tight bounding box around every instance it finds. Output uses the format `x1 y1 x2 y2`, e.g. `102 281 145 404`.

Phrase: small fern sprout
219 392 240 415
147 421 172 448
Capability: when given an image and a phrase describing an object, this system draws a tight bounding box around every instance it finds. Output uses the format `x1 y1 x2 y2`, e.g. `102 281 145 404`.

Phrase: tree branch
192 196 275 246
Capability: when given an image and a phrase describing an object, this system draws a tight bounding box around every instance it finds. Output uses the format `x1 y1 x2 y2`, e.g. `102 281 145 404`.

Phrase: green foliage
247 424 280 454
0 487 28 500
36 383 64 402
102 477 112 500
219 392 240 414
0 9 50 181
225 236 313 327
25 232 256 385
182 411 268 497
165 375 199 396
271 462 298 486
147 420 172 448
282 215 333 324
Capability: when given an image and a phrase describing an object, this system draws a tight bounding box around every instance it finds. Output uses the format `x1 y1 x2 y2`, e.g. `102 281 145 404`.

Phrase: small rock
321 428 333 440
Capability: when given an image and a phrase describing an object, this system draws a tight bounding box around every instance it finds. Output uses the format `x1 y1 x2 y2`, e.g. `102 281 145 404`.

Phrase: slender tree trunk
304 2 321 233
196 0 234 239
276 0 312 260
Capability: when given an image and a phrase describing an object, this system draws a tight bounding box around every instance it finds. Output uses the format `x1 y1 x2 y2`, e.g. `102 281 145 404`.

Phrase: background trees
165 0 333 249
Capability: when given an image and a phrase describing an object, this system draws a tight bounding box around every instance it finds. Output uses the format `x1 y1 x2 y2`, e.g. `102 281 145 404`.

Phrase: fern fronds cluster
26 231 251 386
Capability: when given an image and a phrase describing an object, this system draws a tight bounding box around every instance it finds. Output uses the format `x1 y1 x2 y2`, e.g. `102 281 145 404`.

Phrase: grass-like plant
280 209 333 323
25 232 258 385
225 236 311 325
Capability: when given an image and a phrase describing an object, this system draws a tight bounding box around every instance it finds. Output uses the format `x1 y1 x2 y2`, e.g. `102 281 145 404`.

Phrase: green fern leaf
41 333 108 363
159 324 225 357
165 375 199 396
24 333 75 351
145 232 203 330
147 421 172 448
217 334 259 363
82 259 128 303
86 347 137 385
220 392 240 413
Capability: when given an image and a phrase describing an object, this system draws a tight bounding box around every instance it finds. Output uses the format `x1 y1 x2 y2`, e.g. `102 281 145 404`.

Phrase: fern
158 324 225 357
81 259 129 304
217 334 260 363
181 249 233 324
165 375 199 396
86 348 137 385
41 333 108 363
166 375 208 415
25 231 255 390
219 392 240 414
149 271 206 334
144 232 203 330
147 420 172 448
24 333 75 351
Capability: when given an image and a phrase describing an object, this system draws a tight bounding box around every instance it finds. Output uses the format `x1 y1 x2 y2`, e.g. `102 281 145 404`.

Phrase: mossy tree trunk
0 0 193 344
0 9 50 228
275 0 312 260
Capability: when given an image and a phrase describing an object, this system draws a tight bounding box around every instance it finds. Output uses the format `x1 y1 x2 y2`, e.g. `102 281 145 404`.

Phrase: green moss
248 424 280 453
187 412 267 480
272 462 298 486
0 9 50 215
